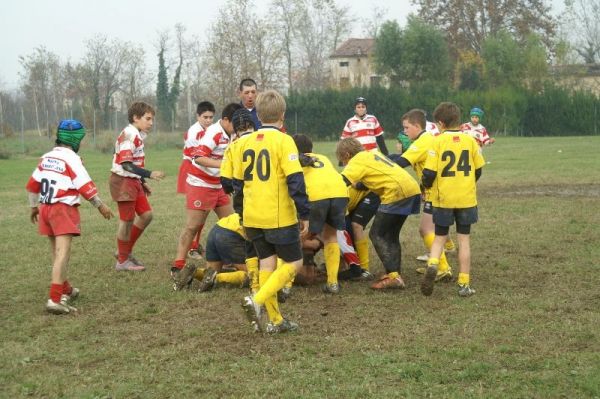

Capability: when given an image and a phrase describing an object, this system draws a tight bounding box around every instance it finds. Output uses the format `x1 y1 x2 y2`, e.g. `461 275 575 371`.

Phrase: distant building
330 38 384 89
552 63 600 95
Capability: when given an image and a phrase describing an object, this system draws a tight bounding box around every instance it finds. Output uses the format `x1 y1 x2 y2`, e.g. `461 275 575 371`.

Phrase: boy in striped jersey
26 120 113 314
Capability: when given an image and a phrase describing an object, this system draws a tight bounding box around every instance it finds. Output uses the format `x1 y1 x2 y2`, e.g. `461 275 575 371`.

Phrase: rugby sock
117 239 129 263
194 267 206 280
258 270 283 325
62 280 72 295
173 259 186 270
129 225 144 252
423 233 450 273
254 263 296 305
388 271 400 280
355 238 370 271
324 242 340 285
246 257 260 293
445 239 456 252
427 258 440 270
458 273 470 286
216 271 247 286
49 283 62 303
190 225 204 250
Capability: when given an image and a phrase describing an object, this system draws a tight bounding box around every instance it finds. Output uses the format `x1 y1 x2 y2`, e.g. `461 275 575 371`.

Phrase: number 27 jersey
232 128 303 229
424 131 485 208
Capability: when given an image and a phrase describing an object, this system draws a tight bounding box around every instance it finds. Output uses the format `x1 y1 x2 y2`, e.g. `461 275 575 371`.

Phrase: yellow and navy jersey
424 131 485 208
347 186 369 213
220 133 252 180
301 153 348 202
232 127 304 228
342 150 420 205
401 130 436 200
216 213 246 239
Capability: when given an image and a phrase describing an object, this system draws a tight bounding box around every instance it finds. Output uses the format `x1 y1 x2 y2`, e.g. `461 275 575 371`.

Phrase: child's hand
299 220 309 239
30 207 39 224
142 182 152 196
150 170 165 181
98 204 113 220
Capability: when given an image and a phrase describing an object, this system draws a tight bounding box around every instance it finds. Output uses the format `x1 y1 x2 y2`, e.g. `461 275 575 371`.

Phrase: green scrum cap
56 119 86 152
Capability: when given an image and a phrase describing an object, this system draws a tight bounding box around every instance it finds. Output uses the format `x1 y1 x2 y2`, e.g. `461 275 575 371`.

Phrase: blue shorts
205 225 246 265
378 194 421 216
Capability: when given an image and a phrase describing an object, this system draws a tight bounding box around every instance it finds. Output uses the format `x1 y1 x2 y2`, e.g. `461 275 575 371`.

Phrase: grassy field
0 135 599 398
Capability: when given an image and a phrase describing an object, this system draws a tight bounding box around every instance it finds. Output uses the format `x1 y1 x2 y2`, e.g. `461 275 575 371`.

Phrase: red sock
129 225 144 252
117 239 129 263
173 259 185 270
62 280 72 295
190 225 203 250
49 283 63 303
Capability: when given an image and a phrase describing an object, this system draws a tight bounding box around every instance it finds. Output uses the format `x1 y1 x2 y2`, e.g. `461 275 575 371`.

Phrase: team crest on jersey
453 136 461 142
289 154 298 161
193 200 202 208
256 134 264 141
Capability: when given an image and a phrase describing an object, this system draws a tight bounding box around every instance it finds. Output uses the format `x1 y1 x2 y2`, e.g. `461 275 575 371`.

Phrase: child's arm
375 135 389 155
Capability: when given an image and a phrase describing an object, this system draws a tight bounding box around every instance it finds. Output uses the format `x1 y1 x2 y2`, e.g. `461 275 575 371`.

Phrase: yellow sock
246 257 259 293
428 258 440 267
445 239 456 251
458 273 470 286
388 271 399 279
276 258 284 268
284 279 293 290
254 263 296 305
216 270 247 286
324 242 340 285
194 267 206 280
258 270 283 325
355 238 369 271
423 233 450 273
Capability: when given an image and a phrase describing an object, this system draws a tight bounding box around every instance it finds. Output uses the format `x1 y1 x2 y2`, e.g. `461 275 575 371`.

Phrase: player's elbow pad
421 169 436 188
221 177 234 194
475 168 482 182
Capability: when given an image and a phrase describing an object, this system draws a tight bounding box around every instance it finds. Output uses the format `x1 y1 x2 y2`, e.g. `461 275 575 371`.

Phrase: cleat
46 299 71 315
187 248 203 260
458 284 476 297
114 252 144 267
338 264 363 281
241 274 250 289
277 287 292 303
421 265 438 296
370 274 406 290
197 268 217 292
60 295 78 312
436 269 453 282
416 254 429 262
173 263 198 291
322 283 340 294
416 267 426 274
352 269 375 282
64 287 79 301
266 319 299 334
115 259 145 272
241 296 264 332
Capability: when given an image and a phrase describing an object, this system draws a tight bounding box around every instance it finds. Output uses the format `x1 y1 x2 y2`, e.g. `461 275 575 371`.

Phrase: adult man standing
238 78 261 129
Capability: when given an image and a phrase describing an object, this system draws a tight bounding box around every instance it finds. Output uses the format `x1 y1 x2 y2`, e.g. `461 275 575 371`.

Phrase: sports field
1 136 599 398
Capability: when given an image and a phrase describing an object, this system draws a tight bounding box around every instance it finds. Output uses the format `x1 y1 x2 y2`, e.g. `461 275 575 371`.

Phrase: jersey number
243 149 271 181
441 150 471 177
40 178 57 204
373 153 394 167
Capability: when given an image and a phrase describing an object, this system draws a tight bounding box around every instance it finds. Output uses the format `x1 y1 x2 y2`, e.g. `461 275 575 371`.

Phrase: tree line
1 0 599 139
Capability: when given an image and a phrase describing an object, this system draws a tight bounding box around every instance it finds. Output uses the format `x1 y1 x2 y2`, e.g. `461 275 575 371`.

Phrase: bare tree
564 0 600 63
361 6 388 38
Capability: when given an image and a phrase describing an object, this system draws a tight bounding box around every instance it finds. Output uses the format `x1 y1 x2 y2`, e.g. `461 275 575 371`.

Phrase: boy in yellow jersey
389 109 453 282
336 138 421 290
292 134 349 294
233 90 310 334
420 102 485 297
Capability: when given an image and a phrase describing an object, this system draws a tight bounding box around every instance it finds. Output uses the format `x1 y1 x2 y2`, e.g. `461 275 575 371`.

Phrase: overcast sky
0 0 564 91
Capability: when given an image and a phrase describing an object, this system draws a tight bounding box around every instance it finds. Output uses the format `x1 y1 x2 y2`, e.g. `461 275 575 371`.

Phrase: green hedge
285 84 600 138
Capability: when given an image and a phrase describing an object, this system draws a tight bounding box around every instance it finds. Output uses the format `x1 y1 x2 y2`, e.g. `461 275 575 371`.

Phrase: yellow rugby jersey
424 131 485 208
342 151 420 204
216 213 246 238
232 128 303 228
347 186 369 213
220 134 252 180
402 131 436 200
301 153 348 201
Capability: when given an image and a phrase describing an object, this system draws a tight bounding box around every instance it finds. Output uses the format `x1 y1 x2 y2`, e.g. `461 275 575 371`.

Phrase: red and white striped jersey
182 121 206 160
426 121 440 135
341 114 384 151
26 147 98 206
461 122 491 146
111 125 145 179
187 120 230 188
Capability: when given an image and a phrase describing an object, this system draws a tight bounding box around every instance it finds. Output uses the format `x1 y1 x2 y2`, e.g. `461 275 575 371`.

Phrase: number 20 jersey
232 127 304 229
26 146 98 206
424 131 485 208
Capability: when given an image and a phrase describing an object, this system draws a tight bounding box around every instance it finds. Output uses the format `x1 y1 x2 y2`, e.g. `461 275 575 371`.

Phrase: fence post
21 107 25 154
